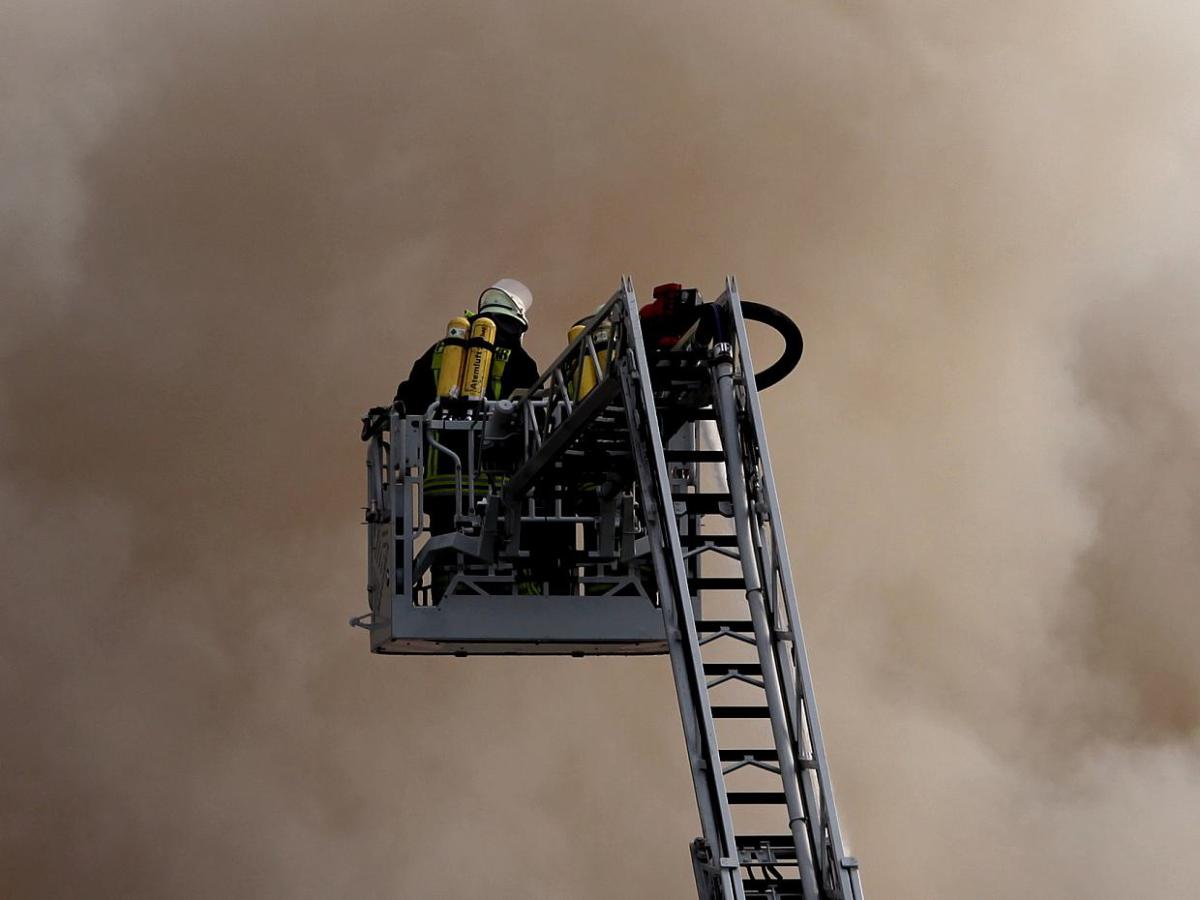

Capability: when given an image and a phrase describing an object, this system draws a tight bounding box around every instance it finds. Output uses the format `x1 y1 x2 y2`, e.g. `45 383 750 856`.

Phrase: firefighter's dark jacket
394 316 540 412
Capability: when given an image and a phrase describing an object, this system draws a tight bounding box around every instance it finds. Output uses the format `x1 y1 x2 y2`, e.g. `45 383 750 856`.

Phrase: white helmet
478 278 533 329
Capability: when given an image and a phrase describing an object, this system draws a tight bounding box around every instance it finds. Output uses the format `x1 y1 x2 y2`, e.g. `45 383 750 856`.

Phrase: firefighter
390 280 541 601
393 278 540 413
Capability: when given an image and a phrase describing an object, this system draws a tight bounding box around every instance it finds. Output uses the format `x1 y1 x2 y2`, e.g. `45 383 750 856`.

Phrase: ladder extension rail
723 276 863 900
709 342 822 898
615 275 747 900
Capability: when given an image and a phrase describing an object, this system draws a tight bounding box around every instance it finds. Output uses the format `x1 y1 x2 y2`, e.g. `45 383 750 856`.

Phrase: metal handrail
513 289 625 410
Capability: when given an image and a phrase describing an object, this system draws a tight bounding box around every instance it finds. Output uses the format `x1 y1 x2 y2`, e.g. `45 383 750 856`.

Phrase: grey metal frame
354 276 863 898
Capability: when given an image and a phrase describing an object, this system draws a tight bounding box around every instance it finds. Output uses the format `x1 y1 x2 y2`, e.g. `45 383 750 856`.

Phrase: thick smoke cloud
3 1 1198 897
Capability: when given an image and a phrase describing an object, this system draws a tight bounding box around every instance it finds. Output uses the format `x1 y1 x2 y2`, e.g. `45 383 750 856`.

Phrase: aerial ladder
355 277 864 900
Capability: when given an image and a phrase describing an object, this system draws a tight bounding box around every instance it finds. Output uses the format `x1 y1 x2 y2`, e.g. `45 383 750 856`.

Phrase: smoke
2 0 1198 896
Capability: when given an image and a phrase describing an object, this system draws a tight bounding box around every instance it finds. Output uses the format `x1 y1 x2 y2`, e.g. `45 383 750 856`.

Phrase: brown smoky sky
3 1 1199 897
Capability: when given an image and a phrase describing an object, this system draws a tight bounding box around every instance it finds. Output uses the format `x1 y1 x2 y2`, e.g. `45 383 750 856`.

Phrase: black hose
741 301 804 390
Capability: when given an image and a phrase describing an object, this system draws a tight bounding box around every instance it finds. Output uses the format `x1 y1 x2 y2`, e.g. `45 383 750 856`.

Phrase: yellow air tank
567 324 586 399
568 321 610 400
436 316 471 399
459 316 497 400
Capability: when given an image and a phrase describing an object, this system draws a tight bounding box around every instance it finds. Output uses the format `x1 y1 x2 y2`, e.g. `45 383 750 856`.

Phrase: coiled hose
741 300 804 391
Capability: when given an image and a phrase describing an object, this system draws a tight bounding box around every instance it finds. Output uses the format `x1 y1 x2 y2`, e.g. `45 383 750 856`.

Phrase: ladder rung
672 492 732 514
742 878 805 897
694 619 754 633
712 705 770 718
665 449 725 463
654 349 709 364
679 532 739 547
727 791 786 804
689 577 746 591
737 834 800 861
588 435 630 444
704 662 763 677
715 748 782 763
569 448 631 457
